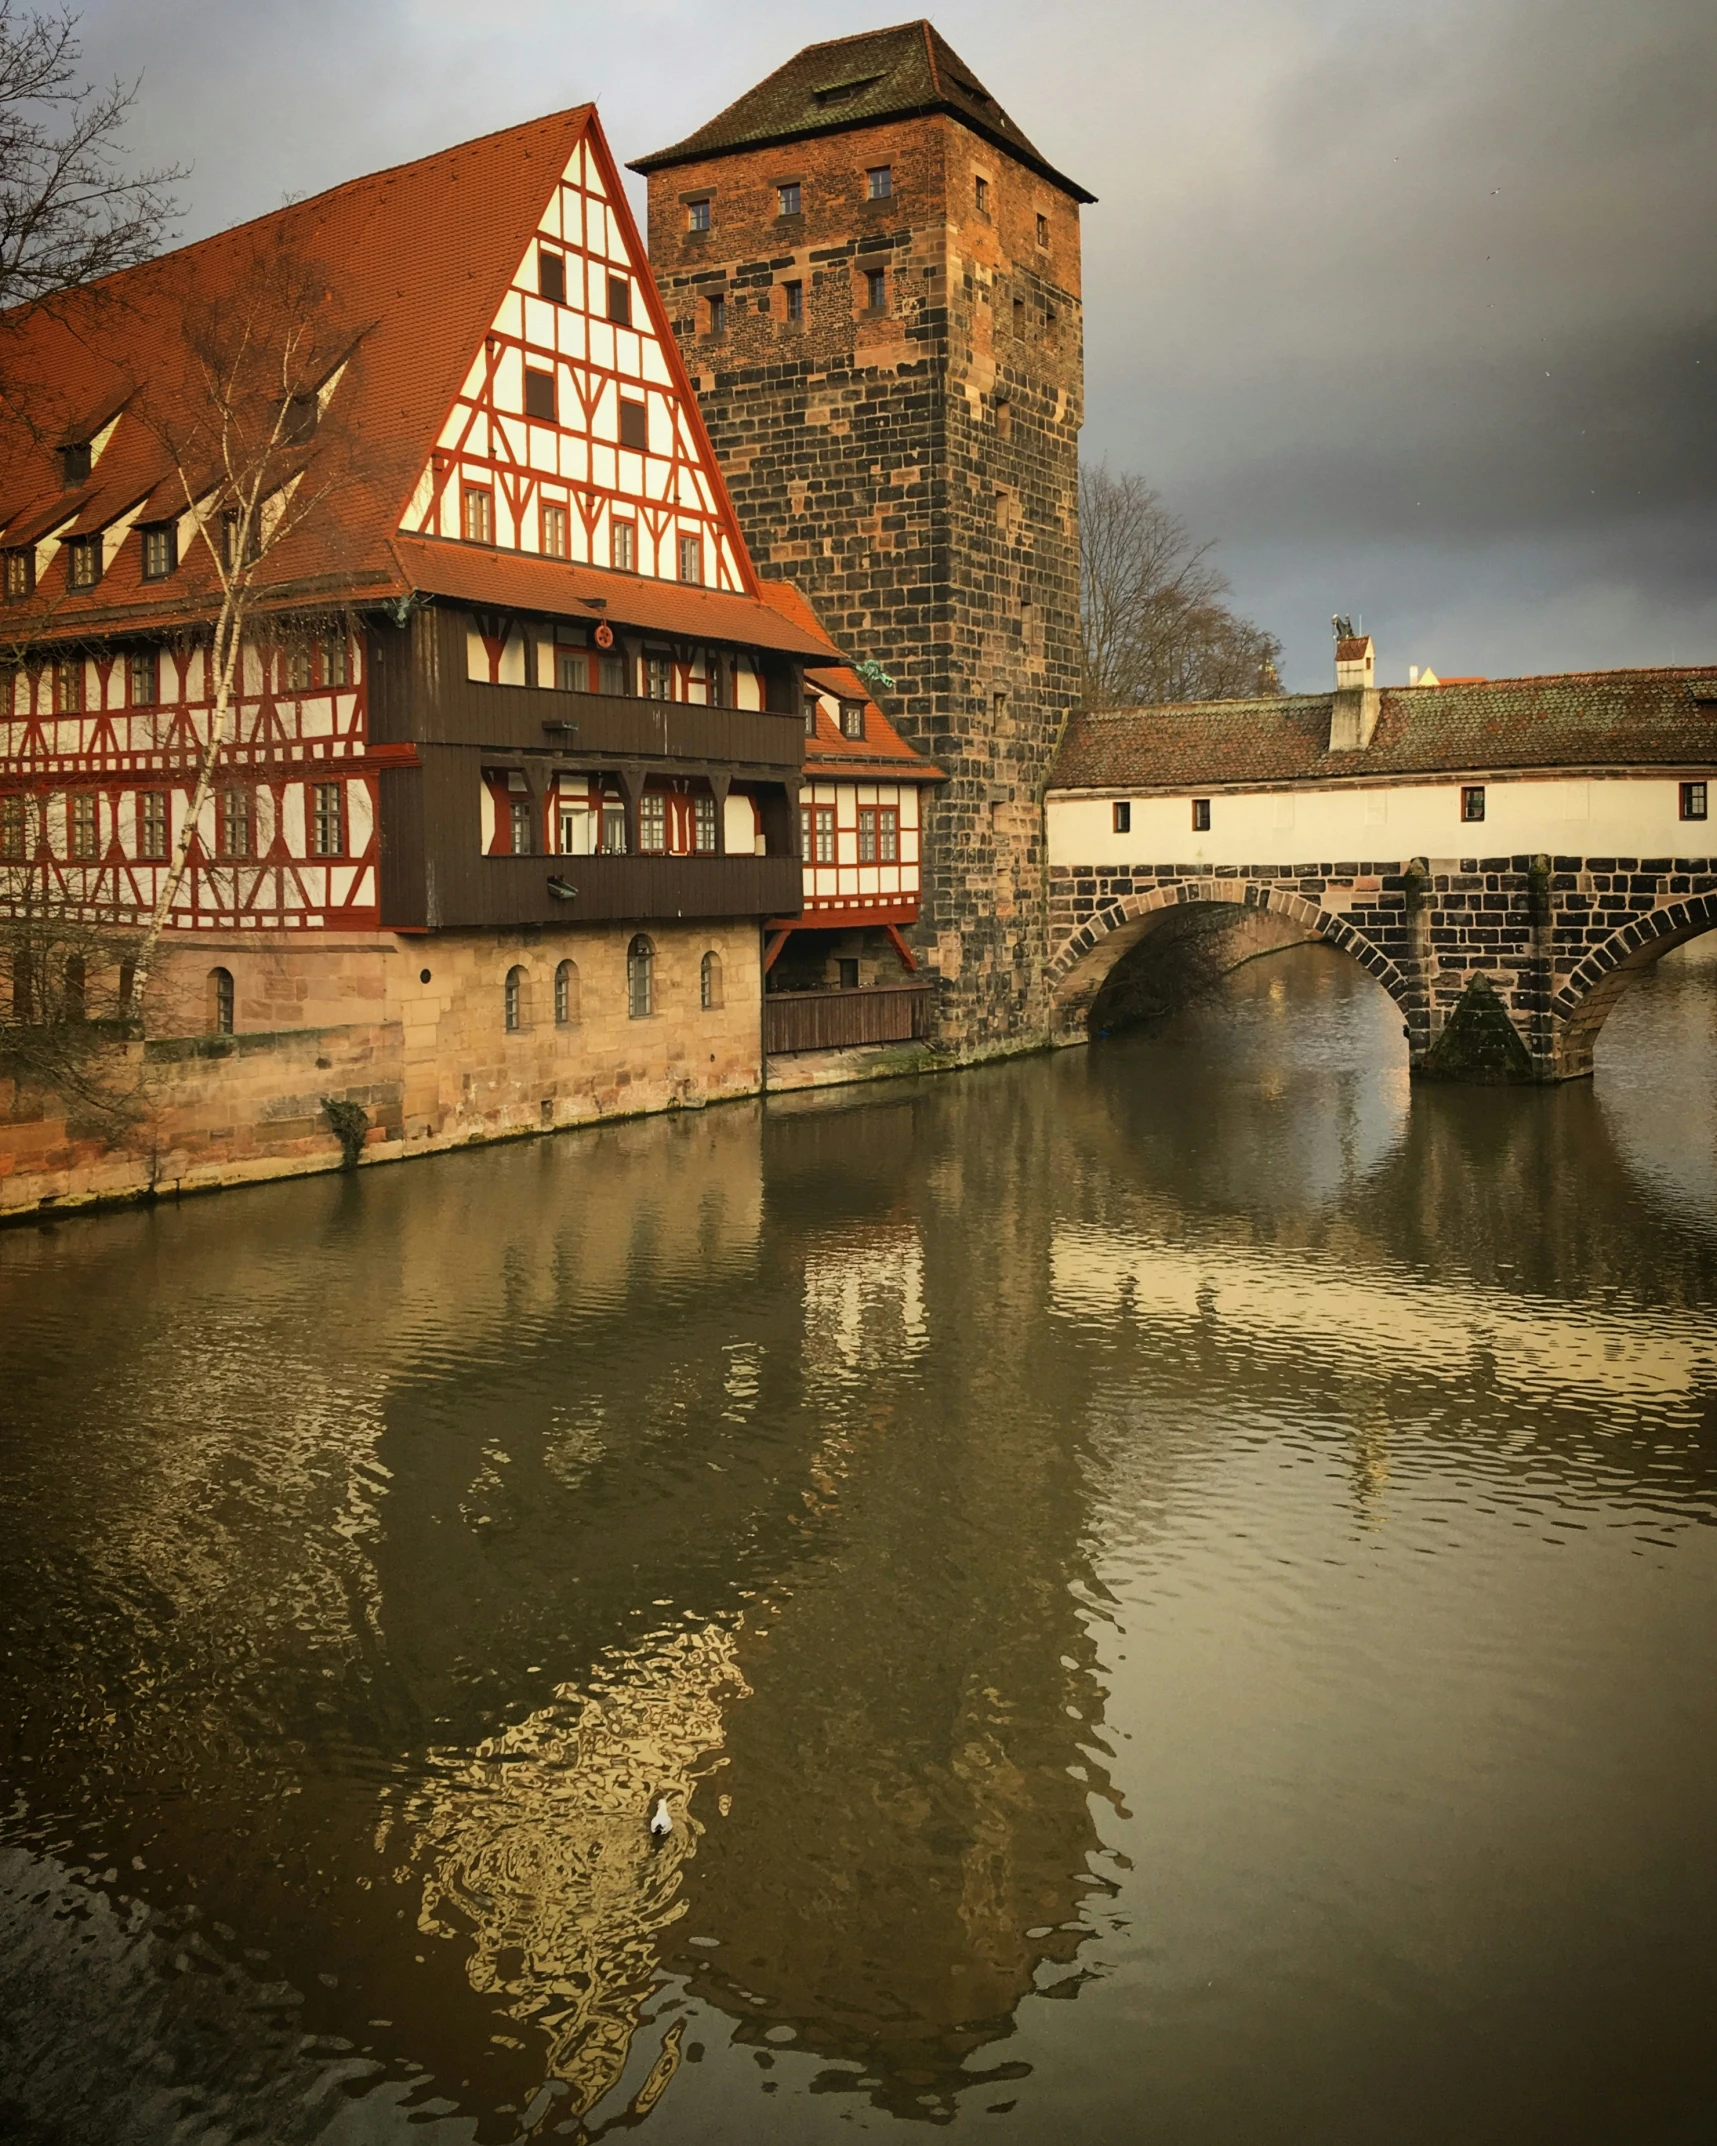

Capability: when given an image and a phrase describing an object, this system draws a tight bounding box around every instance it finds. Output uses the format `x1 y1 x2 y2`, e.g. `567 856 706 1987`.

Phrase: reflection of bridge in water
1047 657 1717 1080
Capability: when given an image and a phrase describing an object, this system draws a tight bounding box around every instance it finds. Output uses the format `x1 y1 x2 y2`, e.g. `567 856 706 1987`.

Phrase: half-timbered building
0 105 836 1211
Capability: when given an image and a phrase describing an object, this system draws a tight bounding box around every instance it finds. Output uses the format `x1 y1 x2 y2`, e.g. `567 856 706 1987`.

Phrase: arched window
627 934 654 1019
555 958 579 1025
209 966 234 1035
504 964 525 1033
700 949 723 1011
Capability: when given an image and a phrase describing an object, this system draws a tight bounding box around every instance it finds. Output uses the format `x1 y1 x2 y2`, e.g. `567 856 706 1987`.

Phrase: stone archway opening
1048 882 1414 1049
1555 898 1717 1079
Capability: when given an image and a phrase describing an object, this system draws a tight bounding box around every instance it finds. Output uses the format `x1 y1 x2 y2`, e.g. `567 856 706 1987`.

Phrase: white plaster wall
1048 776 1711 868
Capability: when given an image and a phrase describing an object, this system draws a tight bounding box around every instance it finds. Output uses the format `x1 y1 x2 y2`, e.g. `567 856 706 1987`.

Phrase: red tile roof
0 106 816 662
754 579 945 780
1050 669 1717 791
392 536 838 658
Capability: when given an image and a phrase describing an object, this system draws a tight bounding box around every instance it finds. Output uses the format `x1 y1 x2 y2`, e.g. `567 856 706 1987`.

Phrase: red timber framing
399 117 756 604
1 631 407 931
0 105 834 946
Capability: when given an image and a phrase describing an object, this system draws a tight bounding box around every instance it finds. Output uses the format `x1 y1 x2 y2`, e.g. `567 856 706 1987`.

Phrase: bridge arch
1551 890 1717 1077
1047 877 1416 1043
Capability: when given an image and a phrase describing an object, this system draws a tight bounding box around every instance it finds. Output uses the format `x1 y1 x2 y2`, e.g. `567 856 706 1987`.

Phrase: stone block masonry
1047 855 1717 1080
642 105 1088 1060
1 919 766 1219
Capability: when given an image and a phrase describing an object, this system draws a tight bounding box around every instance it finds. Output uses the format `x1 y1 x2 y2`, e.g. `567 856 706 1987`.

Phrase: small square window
706 292 726 336
128 649 159 706
678 534 703 586
540 502 568 558
524 367 556 422
538 249 566 303
618 397 647 451
1461 784 1486 822
1192 798 1211 831
840 701 864 739
1036 212 1049 247
461 486 493 545
974 175 990 214
1680 780 1708 821
867 165 892 201
778 182 801 217
1112 801 1131 834
611 516 637 571
687 198 711 233
784 279 804 321
864 267 886 312
607 275 632 325
141 523 177 580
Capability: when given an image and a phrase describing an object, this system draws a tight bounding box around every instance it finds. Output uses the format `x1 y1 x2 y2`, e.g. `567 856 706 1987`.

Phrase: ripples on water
1 942 1713 2143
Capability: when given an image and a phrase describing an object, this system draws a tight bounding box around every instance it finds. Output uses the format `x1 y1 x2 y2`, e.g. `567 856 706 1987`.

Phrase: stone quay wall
1047 853 1717 1080
1 918 765 1219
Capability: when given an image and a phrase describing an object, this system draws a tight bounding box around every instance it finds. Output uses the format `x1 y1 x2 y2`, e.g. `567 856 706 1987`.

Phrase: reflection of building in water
403 1621 748 2118
802 1227 927 1384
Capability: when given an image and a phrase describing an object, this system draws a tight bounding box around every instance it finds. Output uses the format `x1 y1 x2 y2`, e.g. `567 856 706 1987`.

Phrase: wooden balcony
764 982 934 1055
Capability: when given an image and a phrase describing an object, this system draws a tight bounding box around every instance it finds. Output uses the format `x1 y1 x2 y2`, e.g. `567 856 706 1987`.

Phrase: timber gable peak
399 112 758 603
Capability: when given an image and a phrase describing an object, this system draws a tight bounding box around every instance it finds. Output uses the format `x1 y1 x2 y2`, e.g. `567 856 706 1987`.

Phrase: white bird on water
649 1797 673 1846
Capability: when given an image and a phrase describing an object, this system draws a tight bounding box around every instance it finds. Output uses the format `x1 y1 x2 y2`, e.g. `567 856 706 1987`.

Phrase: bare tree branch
0 4 181 315
1079 464 1283 709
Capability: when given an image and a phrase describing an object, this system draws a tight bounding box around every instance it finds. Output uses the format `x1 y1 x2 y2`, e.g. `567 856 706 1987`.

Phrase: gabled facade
0 107 839 1211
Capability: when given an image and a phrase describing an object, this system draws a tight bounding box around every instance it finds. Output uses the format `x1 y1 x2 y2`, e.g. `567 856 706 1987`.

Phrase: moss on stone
1417 973 1536 1084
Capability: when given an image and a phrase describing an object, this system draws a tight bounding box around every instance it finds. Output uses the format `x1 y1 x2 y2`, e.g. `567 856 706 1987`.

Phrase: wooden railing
764 982 933 1056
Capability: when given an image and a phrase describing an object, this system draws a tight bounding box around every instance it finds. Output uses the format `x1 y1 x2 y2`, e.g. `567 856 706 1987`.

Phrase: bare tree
127 241 362 1009
0 3 180 316
1079 464 1283 709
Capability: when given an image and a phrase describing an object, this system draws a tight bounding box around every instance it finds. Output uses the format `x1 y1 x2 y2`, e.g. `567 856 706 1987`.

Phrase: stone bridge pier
1046 854 1717 1082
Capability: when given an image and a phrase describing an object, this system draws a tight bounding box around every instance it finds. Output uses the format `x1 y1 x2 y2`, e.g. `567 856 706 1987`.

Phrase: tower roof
629 20 1095 204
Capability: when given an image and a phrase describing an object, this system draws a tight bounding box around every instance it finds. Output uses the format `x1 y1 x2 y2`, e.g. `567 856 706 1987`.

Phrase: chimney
1328 614 1380 749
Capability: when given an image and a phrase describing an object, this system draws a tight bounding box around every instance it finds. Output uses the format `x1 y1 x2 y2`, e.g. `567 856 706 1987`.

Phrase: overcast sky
76 0 1717 690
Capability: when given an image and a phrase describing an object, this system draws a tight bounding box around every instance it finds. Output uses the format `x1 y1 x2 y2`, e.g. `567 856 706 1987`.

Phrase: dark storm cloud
74 0 1717 685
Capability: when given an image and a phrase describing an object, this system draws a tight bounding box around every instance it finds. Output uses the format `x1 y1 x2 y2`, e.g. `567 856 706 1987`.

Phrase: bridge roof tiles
1051 668 1717 791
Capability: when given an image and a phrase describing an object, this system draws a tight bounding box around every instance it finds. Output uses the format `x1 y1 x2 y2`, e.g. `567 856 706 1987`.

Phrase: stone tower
633 22 1092 1056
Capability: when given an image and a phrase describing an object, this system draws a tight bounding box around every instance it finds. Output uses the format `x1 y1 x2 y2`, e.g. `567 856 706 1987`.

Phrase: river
2 941 1713 2144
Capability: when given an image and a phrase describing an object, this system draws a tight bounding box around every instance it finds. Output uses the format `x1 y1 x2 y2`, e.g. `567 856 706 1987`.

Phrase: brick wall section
1 919 766 1217
1047 854 1717 1077
645 112 1084 1056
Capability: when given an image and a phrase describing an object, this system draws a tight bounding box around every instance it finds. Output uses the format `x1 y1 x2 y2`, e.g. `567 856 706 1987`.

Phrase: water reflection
1 941 1713 2141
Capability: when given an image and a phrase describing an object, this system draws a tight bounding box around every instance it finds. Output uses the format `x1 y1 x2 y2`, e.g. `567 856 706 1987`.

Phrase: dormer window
140 523 178 581
840 701 865 739
4 549 33 601
803 699 818 736
60 442 91 487
282 394 318 445
65 535 101 590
